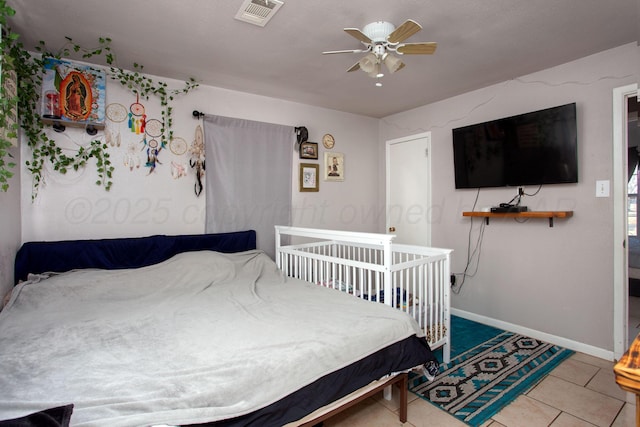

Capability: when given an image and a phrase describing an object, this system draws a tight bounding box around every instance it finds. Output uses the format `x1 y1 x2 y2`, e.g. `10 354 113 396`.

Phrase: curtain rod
192 110 306 144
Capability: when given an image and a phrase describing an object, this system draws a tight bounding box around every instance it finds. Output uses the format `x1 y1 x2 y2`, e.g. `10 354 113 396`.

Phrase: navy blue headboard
14 230 257 285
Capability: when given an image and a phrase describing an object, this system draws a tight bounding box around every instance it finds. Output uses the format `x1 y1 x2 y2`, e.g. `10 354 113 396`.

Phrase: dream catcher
189 125 205 196
170 136 188 156
105 103 127 147
171 161 187 179
144 139 162 174
123 141 141 171
190 124 205 157
166 136 188 180
144 119 163 141
143 118 164 175
128 95 146 134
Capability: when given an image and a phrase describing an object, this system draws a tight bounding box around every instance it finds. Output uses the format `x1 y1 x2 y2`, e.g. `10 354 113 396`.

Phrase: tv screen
452 103 578 189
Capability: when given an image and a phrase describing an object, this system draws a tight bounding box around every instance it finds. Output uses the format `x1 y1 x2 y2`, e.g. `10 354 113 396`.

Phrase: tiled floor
322 303 640 427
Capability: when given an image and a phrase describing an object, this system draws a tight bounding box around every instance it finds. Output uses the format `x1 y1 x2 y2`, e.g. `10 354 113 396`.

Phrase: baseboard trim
451 308 614 362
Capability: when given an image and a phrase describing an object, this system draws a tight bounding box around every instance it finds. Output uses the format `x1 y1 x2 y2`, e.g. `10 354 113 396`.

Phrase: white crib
275 226 452 363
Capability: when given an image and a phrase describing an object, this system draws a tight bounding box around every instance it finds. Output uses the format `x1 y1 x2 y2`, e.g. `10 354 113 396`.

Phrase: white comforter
0 250 424 426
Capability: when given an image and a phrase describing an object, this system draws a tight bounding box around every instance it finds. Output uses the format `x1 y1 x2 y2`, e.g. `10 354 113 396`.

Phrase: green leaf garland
0 1 198 197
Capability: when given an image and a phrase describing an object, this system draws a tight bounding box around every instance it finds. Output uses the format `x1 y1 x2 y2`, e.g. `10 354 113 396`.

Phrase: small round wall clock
322 133 335 149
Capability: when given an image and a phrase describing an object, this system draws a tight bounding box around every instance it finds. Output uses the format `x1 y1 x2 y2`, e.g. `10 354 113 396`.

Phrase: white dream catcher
189 125 205 196
170 136 187 156
170 136 188 179
105 103 127 147
144 118 163 141
190 124 204 158
123 140 141 171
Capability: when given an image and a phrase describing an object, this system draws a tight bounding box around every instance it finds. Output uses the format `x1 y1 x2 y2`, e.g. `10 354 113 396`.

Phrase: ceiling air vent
235 0 284 27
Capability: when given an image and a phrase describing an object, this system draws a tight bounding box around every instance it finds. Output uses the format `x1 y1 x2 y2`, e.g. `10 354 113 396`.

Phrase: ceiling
6 0 639 118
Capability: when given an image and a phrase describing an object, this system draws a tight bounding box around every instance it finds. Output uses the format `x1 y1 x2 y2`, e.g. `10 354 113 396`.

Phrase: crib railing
275 226 452 362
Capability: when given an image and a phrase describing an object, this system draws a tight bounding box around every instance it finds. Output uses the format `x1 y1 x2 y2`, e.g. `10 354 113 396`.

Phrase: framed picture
324 152 344 181
40 58 106 130
299 141 318 159
299 163 319 192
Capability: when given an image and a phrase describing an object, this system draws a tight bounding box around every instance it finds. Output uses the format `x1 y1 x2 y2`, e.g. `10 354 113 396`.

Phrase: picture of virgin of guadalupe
59 71 92 121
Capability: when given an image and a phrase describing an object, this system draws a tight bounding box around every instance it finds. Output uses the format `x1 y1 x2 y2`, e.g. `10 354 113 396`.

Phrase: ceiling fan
323 19 437 81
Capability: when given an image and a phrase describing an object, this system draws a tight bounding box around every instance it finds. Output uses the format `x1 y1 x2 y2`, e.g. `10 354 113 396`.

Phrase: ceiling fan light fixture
325 19 437 80
358 53 378 73
362 21 396 43
384 54 404 74
366 63 383 78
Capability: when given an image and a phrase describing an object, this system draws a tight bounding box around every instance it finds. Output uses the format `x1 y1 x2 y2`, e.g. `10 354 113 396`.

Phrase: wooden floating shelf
462 211 573 227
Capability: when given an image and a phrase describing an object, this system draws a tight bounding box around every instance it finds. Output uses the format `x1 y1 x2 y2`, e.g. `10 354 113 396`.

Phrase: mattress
0 249 436 426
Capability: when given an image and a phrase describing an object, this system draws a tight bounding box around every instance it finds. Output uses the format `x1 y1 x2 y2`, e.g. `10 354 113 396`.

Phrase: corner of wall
0 145 22 297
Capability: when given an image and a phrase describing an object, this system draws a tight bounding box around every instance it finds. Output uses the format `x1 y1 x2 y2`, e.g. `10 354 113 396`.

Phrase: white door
613 84 638 359
386 132 432 246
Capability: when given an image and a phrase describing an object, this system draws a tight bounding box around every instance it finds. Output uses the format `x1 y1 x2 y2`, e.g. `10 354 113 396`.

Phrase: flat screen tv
452 102 578 189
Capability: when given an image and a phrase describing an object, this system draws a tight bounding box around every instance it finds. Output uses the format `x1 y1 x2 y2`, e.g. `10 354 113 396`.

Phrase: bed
0 230 439 426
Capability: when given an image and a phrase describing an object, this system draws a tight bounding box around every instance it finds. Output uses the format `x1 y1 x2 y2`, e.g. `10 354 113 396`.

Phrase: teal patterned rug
410 317 574 426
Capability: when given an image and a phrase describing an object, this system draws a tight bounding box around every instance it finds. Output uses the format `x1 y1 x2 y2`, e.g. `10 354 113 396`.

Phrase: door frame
613 83 638 359
385 131 432 245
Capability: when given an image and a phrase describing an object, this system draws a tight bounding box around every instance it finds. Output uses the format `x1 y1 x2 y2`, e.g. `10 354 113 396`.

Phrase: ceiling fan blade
347 61 361 72
322 49 366 55
387 19 422 44
344 28 372 44
396 42 437 55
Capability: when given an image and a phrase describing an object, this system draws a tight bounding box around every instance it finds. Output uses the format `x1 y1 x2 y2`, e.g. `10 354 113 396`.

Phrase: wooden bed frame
290 373 409 426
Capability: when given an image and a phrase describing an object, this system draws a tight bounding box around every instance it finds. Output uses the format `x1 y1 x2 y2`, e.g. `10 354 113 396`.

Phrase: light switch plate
596 180 610 197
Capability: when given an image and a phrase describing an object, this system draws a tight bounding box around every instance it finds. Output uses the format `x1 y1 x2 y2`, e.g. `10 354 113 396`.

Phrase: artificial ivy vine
0 1 198 196
0 0 17 192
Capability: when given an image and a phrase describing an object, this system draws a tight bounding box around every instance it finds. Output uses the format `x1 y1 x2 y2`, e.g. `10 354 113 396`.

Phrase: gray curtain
203 115 294 258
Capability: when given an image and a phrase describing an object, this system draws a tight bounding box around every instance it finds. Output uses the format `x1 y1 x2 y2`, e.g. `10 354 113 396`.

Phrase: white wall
379 43 638 355
19 72 379 244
